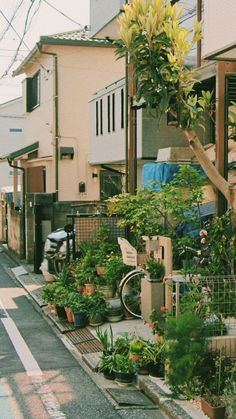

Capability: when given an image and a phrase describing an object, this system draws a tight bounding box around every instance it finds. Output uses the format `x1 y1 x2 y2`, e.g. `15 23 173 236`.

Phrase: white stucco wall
0 97 26 190
89 0 123 36
203 0 236 57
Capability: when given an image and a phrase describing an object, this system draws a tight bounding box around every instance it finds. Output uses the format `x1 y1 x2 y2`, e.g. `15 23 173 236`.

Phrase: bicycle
118 236 160 319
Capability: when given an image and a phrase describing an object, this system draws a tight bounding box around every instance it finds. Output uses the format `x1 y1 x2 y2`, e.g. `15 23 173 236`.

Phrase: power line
0 1 44 79
42 0 84 28
0 0 26 42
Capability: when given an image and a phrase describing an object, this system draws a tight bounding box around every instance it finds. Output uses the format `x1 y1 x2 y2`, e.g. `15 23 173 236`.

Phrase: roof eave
12 45 40 76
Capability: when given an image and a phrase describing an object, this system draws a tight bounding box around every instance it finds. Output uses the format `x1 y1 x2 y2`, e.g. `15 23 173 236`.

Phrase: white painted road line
0 297 68 419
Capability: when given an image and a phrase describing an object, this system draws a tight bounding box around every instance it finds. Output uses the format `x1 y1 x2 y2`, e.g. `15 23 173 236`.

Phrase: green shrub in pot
145 259 165 281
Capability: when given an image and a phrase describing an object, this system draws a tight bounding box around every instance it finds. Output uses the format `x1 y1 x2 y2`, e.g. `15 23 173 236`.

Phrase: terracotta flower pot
84 283 96 296
200 397 226 419
76 284 84 294
65 307 74 323
96 266 105 276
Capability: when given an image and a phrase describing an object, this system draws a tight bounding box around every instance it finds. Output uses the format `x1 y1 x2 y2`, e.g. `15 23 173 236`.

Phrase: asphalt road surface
0 249 167 419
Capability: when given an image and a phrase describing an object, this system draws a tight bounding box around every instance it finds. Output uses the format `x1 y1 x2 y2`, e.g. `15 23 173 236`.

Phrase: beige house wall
203 0 236 57
22 44 125 201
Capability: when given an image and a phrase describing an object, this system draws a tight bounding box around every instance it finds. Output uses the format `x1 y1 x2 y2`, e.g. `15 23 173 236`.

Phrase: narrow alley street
0 248 167 419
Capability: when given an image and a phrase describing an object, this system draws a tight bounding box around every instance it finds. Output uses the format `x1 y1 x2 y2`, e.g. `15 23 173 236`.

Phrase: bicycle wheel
119 269 144 319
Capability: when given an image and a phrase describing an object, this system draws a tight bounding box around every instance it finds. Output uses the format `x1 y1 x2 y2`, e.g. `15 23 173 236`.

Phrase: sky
0 0 90 104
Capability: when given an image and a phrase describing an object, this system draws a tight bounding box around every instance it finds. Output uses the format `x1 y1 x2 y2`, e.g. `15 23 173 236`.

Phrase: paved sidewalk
2 245 207 419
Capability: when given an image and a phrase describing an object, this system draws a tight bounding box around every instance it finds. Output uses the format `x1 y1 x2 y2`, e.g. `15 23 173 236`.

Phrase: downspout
197 0 202 67
7 158 26 257
37 43 59 200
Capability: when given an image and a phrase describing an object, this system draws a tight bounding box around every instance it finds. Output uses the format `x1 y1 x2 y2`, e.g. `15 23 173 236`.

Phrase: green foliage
113 354 137 374
107 165 205 262
104 255 131 296
198 350 236 404
224 380 236 417
87 294 107 318
165 311 207 397
149 306 169 336
129 338 147 355
116 0 214 130
145 259 165 280
114 333 131 356
96 326 114 354
66 292 90 315
201 210 236 275
143 340 166 366
42 282 58 304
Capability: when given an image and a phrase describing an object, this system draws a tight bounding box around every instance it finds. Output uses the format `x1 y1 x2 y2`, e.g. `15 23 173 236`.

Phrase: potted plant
129 338 147 363
96 326 114 355
97 353 116 380
113 354 137 384
106 297 123 322
104 255 130 298
87 294 107 327
143 341 166 378
67 292 89 328
42 282 58 312
145 259 165 281
114 333 131 356
198 349 234 419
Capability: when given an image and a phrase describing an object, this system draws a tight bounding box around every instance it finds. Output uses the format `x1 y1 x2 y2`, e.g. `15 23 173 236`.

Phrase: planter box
200 398 226 419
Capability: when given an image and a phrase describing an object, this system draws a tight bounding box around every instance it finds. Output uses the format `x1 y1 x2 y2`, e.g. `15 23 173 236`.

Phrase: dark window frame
121 88 124 129
96 101 99 136
26 71 40 112
107 95 111 133
100 98 103 135
112 92 115 132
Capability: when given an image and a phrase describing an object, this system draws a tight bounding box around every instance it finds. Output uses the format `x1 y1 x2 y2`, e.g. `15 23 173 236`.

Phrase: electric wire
0 1 45 79
0 0 25 42
42 0 84 29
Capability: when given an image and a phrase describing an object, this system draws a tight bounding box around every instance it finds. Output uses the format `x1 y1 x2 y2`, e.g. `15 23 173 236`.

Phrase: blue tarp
142 162 206 190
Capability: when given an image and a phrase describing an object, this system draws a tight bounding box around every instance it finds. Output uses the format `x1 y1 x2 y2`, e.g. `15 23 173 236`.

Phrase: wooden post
215 61 227 215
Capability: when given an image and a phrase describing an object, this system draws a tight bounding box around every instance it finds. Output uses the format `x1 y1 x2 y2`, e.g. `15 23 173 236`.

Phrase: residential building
89 0 213 193
0 97 26 190
1 29 124 266
202 0 236 214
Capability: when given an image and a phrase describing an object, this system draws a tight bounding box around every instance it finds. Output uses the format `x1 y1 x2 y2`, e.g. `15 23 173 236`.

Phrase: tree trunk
183 129 236 218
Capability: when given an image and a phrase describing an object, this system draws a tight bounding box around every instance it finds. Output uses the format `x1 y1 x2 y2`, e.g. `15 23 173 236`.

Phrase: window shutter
226 75 236 106
26 77 32 112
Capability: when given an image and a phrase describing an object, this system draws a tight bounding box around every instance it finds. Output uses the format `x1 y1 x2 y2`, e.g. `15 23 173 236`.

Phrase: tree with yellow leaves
116 0 236 216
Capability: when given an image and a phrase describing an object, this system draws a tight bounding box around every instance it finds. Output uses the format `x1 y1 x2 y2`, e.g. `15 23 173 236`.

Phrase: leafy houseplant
145 259 165 281
114 333 131 356
96 326 114 355
97 353 116 380
67 292 89 328
198 349 236 418
129 338 147 363
87 294 107 326
143 341 166 378
113 354 137 384
104 255 130 297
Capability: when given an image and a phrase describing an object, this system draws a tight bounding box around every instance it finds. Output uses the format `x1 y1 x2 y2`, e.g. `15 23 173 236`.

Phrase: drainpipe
37 43 59 200
197 0 202 67
7 158 26 257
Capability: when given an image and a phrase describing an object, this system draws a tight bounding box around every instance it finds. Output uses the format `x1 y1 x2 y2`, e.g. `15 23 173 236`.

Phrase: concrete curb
2 246 207 419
